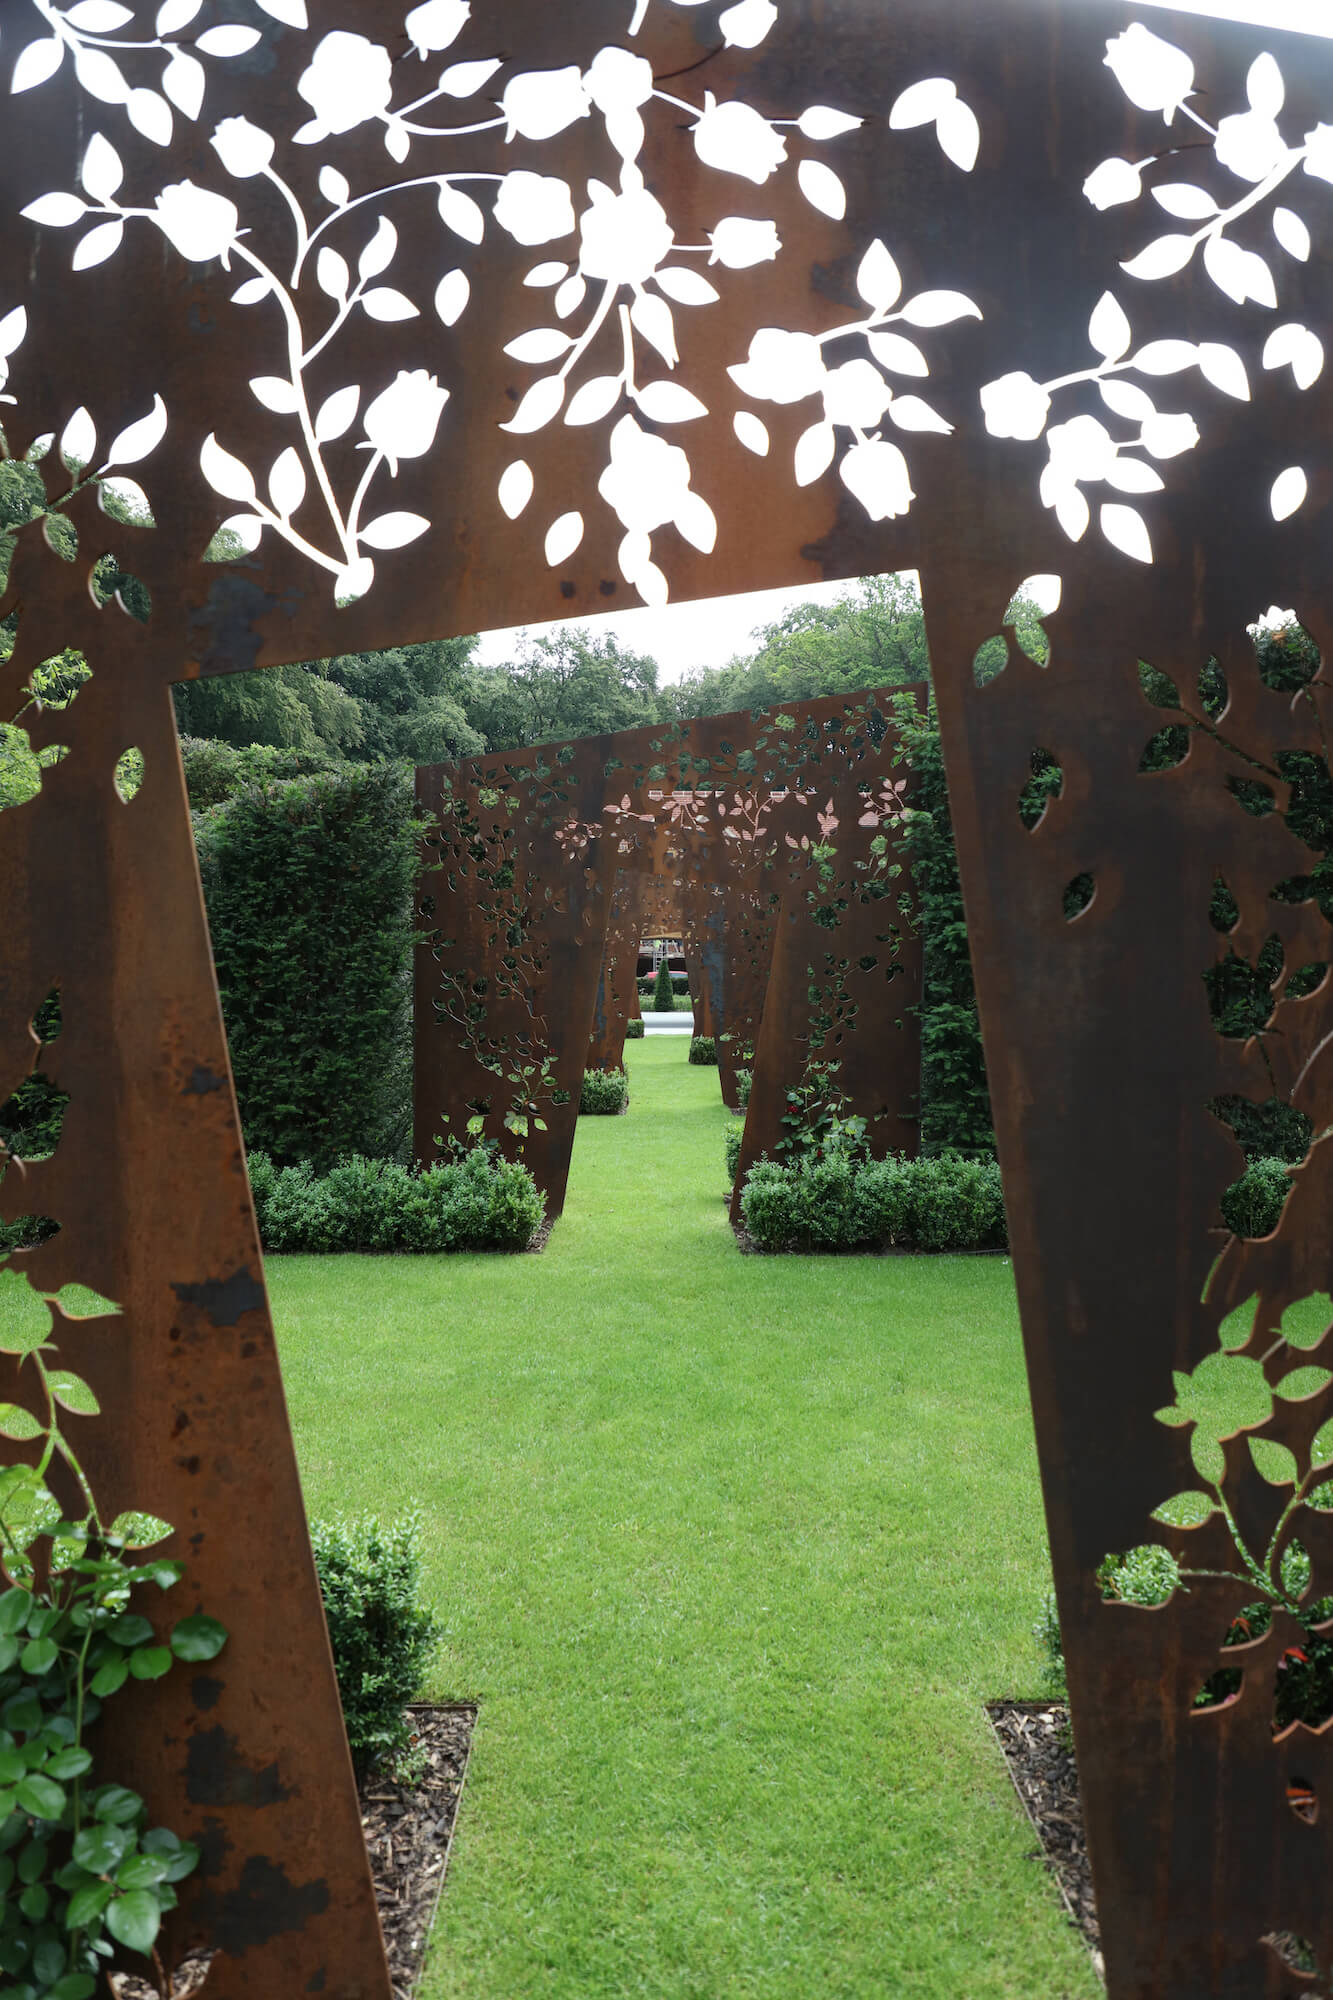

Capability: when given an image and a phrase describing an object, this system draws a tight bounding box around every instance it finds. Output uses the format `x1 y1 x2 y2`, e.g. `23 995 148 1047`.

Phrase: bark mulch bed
361 1702 477 1999
987 1700 1103 1984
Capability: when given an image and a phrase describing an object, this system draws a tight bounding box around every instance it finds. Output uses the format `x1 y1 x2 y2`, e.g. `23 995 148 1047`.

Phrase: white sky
476 0 1330 684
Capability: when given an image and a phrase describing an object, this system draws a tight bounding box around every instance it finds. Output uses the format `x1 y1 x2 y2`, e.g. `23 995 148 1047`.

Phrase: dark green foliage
309 1511 441 1778
891 694 994 1157
195 765 420 1171
688 1037 716 1065
624 1018 645 1040
734 1068 752 1110
1033 1591 1066 1699
739 1150 1006 1253
248 1147 543 1253
1210 1094 1311 1165
1219 1155 1292 1238
179 736 341 811
651 961 675 1013
725 1124 744 1183
579 1068 628 1115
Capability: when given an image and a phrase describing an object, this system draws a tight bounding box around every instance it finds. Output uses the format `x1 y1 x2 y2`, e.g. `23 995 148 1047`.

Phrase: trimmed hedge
689 1036 716 1065
625 1018 645 1040
248 1145 543 1252
738 1150 1006 1253
725 1124 744 1183
580 1067 629 1114
310 1509 441 1777
195 763 420 1172
734 1068 752 1110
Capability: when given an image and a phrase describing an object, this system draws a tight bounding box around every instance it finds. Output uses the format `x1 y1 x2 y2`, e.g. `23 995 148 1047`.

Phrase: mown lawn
270 1037 1100 1999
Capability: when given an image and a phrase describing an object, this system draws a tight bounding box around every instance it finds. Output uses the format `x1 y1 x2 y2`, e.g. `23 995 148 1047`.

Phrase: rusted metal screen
3 0 1332 1990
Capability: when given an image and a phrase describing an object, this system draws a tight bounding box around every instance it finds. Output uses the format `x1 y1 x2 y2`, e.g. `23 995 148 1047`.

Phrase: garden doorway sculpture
2 2 1331 1993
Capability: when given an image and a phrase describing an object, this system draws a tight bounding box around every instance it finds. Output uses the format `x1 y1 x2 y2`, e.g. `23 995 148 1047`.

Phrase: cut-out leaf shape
504 328 572 364
635 381 707 423
889 77 957 128
268 447 305 518
888 394 952 434
358 216 397 282
0 1271 52 1357
250 376 300 415
435 269 470 327
107 1512 173 1550
898 290 981 327
497 461 534 519
1203 232 1276 308
868 330 929 377
654 267 719 306
1263 323 1324 391
0 307 25 360
1275 1366 1332 1402
106 396 167 467
318 167 350 211
314 385 360 444
73 46 129 106
11 39 64 95
1132 339 1198 375
127 87 172 147
81 134 124 204
797 160 846 219
1089 291 1131 362
60 408 97 470
1121 234 1196 281
162 50 205 121
565 376 622 426
440 57 502 96
857 239 901 312
1100 378 1156 420
936 98 980 172
544 511 583 566
215 513 263 552
502 375 566 434
795 105 861 140
72 220 125 270
361 288 418 322
438 184 486 244
1271 466 1308 522
46 1370 99 1417
100 477 152 520
1151 182 1218 220
721 0 778 48
674 491 717 554
195 25 262 56
525 261 568 288
554 274 587 319
1198 342 1249 401
359 512 430 550
231 275 270 306
1150 1490 1215 1526
0 1406 43 1443
733 411 769 456
1251 1437 1300 1487
794 421 835 486
46 1282 121 1318
1101 502 1153 563
316 247 349 300
1247 50 1285 118
1273 206 1311 261
631 293 677 368
197 432 254 500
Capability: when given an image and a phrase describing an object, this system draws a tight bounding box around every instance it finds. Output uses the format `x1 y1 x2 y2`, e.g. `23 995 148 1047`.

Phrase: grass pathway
271 1039 1100 1998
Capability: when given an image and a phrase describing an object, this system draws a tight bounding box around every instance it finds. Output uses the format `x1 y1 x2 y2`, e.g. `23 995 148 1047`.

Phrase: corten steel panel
588 871 645 1071
2 0 1332 1990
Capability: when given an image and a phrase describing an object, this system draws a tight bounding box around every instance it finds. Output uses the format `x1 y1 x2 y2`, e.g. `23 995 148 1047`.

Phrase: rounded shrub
1220 1155 1291 1237
739 1161 800 1251
625 1017 645 1040
689 1036 717 1065
725 1123 744 1184
309 1509 441 1778
734 1068 753 1110
580 1067 629 1114
248 1145 543 1252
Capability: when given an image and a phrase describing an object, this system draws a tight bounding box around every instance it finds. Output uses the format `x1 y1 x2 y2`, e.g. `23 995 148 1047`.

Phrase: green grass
270 1039 1100 1999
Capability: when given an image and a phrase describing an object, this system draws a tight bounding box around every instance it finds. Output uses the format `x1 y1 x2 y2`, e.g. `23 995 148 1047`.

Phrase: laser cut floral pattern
8 0 984 605
982 22 1330 564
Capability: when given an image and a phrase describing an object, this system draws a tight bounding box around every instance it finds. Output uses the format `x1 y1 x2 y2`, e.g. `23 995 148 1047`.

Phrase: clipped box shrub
248 1145 544 1252
738 1150 1008 1254
725 1123 744 1183
734 1068 753 1110
310 1509 441 1777
689 1036 717 1065
651 960 675 1012
580 1067 629 1115
1220 1155 1291 1238
625 1018 645 1040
